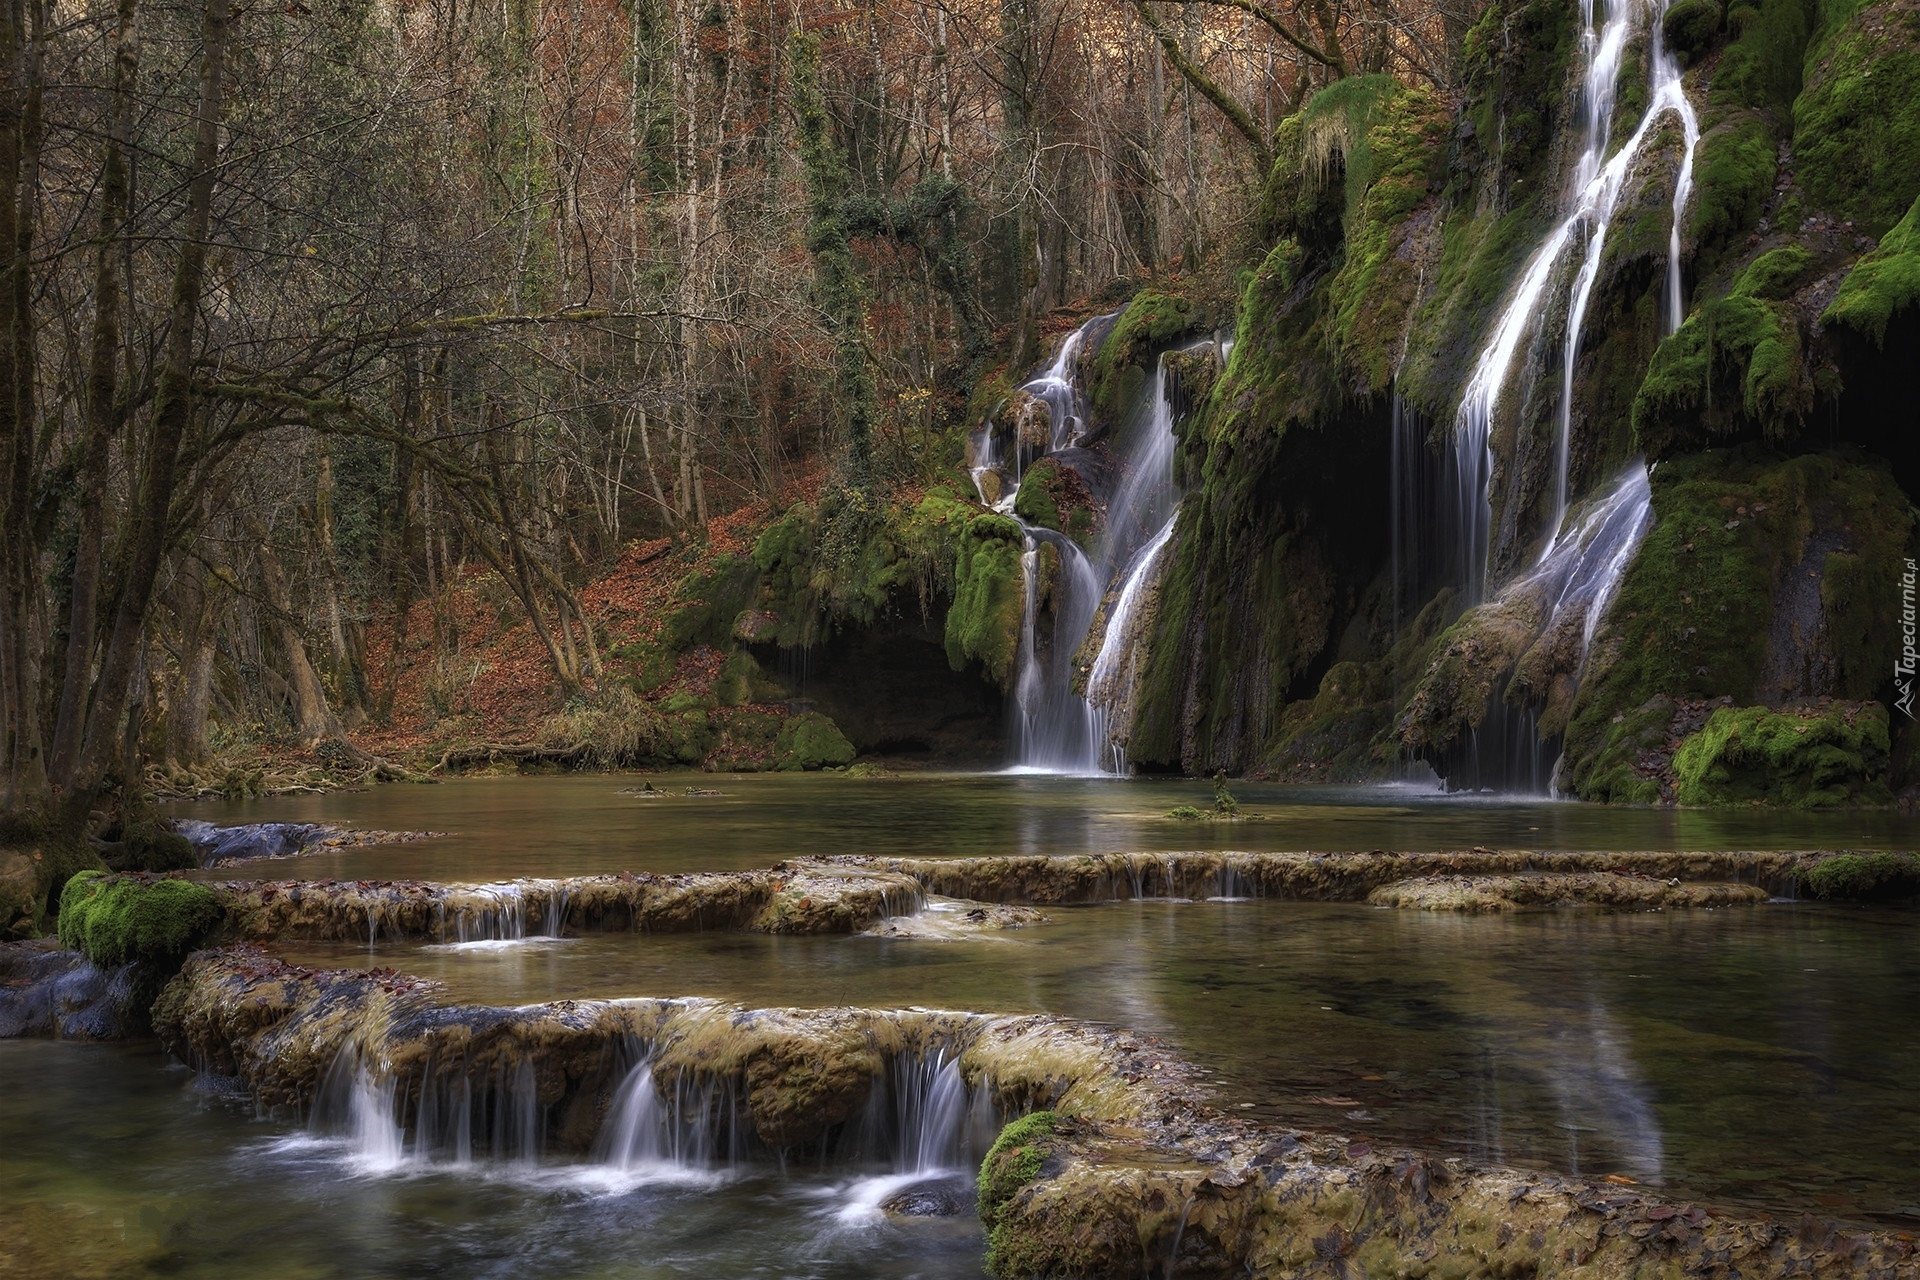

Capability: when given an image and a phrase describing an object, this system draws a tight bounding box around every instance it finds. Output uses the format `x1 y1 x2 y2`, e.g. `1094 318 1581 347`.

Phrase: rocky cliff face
1091 0 1920 801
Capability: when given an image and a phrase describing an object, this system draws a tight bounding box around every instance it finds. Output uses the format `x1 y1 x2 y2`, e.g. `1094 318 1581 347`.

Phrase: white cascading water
986 329 1214 773
1083 515 1178 773
1456 0 1700 592
431 880 572 948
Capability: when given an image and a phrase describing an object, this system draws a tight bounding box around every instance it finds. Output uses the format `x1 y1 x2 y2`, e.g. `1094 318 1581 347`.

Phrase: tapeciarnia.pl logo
1899 558 1918 720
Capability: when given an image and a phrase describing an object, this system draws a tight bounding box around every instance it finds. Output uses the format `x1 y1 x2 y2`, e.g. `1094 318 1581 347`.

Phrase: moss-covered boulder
773 711 856 771
1087 290 1210 427
944 513 1025 685
1672 701 1890 805
1824 192 1920 347
1803 850 1920 899
56 872 224 969
1012 457 1098 550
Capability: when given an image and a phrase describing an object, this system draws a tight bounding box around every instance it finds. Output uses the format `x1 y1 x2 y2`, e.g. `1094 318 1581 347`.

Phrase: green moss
1689 115 1778 257
1672 703 1890 805
1632 285 1806 452
1712 0 1813 115
751 491 982 650
1088 290 1206 425
1165 805 1210 820
1804 851 1920 899
944 514 1025 685
1572 696 1677 804
1735 244 1816 298
1823 193 1920 345
773 712 856 771
714 651 780 708
1560 449 1915 798
1792 0 1920 237
56 872 224 969
1664 0 1724 63
661 555 761 652
978 1110 1059 1224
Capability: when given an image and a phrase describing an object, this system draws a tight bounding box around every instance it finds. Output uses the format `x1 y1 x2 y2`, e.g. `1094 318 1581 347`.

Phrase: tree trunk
49 0 140 784
68 0 227 805
247 515 347 749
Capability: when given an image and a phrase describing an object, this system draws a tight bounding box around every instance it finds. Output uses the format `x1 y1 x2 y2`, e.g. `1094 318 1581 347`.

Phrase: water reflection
279 899 1920 1227
175 772 1920 884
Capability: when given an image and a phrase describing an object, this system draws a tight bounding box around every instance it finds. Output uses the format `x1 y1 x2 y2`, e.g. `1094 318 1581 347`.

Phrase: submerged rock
172 819 440 867
863 898 1048 940
1366 871 1771 911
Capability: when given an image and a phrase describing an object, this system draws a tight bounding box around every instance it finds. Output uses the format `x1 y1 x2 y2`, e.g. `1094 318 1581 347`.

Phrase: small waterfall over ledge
311 1032 1001 1203
974 321 1220 774
1400 0 1698 791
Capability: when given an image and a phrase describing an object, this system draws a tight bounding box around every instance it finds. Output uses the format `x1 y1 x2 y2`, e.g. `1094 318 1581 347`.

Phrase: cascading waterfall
311 1036 999 1191
312 1045 547 1169
434 880 572 946
1402 0 1697 790
1083 516 1178 774
1455 0 1700 594
982 324 1217 773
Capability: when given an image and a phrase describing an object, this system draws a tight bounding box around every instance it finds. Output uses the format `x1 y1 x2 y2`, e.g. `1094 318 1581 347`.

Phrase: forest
2 0 1919 1272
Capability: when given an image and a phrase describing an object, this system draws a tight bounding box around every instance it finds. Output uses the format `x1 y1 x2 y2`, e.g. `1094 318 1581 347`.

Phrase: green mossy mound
944 513 1025 685
1671 702 1890 805
1664 0 1724 62
774 712 857 771
1633 249 1822 452
56 871 224 969
1823 193 1920 346
1012 457 1098 550
979 1110 1062 1274
1803 850 1920 899
1088 291 1208 426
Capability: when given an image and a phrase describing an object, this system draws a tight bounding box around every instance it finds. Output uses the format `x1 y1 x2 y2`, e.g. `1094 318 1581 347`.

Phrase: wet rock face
172 820 440 868
0 939 147 1039
881 1178 970 1217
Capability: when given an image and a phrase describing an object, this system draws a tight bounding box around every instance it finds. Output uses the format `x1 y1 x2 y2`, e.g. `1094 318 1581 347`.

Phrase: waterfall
593 1048 995 1186
982 322 1217 774
434 880 571 945
1397 0 1694 790
1455 0 1701 591
310 1044 546 1169
1084 515 1178 773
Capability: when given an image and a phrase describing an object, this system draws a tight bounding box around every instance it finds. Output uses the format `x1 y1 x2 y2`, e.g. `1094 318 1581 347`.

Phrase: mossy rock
1568 695 1678 804
98 816 198 874
1561 448 1915 799
1664 0 1724 63
0 813 104 933
56 872 224 969
1012 457 1099 550
944 514 1025 686
1823 192 1920 346
1672 702 1890 806
1088 291 1206 427
774 712 856 771
661 556 762 652
1792 0 1920 238
1804 850 1920 899
1632 284 1809 452
979 1110 1060 1226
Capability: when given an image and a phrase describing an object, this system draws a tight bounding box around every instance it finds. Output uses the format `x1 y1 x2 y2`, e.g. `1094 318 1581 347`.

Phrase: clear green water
174 772 1920 882
279 897 1920 1229
13 776 1917 1278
